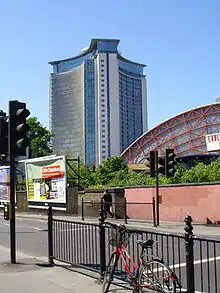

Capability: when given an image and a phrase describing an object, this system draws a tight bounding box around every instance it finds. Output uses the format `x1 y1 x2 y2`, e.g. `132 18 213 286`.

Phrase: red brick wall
125 184 220 224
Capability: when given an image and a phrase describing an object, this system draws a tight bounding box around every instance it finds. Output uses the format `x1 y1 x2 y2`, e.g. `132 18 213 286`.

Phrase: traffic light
165 149 176 177
9 100 30 157
146 150 156 177
157 156 166 175
0 111 8 155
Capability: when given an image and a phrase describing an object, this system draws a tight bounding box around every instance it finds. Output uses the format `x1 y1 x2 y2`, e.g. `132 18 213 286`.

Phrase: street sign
205 133 220 152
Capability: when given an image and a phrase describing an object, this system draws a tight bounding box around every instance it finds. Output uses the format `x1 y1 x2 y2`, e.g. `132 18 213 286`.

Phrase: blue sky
0 0 219 130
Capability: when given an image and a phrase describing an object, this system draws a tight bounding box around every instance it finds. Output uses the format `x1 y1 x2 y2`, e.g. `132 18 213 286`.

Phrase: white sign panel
25 155 66 203
206 133 220 152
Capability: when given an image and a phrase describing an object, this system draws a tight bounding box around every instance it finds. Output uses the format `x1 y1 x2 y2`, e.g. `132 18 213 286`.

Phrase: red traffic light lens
16 108 30 119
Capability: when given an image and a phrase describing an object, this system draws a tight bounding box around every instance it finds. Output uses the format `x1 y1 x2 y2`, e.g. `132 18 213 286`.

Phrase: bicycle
103 222 182 293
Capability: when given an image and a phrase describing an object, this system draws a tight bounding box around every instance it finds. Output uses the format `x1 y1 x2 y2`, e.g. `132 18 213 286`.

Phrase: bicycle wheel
137 260 176 293
102 253 119 293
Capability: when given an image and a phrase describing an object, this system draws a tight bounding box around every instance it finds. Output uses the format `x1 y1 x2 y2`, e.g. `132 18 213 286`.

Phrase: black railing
193 236 220 293
80 199 101 221
51 217 100 271
123 197 156 226
48 205 220 293
80 197 156 227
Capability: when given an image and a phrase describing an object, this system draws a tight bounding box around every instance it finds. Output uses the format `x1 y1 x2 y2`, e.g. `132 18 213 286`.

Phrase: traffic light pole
9 152 16 263
155 151 160 226
8 100 31 264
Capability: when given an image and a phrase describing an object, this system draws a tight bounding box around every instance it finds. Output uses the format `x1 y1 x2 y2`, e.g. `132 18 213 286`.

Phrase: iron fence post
99 199 106 280
81 198 84 221
124 198 127 224
48 205 54 266
152 197 157 227
184 215 195 293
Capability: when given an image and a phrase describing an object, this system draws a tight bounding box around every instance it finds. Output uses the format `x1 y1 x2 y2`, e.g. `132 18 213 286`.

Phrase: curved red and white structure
121 103 220 163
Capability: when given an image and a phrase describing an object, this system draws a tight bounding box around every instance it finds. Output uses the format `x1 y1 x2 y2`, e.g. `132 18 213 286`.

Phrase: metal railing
80 199 100 221
123 197 156 226
193 236 220 293
47 204 220 293
80 197 156 227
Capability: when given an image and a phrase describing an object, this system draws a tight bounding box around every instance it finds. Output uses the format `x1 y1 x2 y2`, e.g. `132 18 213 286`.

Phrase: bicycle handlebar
104 221 142 235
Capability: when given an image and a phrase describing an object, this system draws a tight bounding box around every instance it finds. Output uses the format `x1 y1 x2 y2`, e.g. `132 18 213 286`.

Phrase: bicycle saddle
137 239 154 248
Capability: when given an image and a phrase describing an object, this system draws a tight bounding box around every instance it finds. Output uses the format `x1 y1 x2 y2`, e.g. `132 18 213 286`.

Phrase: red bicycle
103 223 182 293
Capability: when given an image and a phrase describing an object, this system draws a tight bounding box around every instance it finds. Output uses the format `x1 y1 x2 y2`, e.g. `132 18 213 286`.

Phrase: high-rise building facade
49 39 147 166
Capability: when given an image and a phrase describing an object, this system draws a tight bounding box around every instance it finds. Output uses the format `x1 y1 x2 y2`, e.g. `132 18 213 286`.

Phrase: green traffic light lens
17 143 23 149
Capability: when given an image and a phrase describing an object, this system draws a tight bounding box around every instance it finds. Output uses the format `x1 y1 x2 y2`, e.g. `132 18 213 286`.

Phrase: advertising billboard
0 166 10 202
205 133 220 152
25 155 66 203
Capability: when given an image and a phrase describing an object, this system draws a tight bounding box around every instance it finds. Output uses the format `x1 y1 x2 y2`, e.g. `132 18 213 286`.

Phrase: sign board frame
0 166 10 203
205 133 220 152
25 155 67 204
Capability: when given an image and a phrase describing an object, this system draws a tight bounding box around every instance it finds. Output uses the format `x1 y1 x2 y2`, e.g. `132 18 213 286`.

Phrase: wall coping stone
82 182 220 193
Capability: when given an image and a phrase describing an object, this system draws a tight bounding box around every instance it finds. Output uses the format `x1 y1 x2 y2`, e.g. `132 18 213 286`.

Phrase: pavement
0 212 220 292
0 244 103 293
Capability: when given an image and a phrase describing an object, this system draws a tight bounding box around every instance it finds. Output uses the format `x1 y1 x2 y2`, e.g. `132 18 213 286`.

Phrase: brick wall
78 190 102 217
78 188 126 218
125 183 220 224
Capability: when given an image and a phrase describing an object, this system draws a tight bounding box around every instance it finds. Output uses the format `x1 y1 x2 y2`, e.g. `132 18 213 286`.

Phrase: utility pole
155 150 160 226
9 149 16 263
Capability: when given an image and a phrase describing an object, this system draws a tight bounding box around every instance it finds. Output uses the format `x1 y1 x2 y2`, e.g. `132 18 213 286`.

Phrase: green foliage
180 158 220 183
89 156 172 188
169 163 185 184
207 158 220 182
106 170 149 187
27 117 55 158
94 157 128 185
65 153 95 189
64 155 220 190
181 163 208 183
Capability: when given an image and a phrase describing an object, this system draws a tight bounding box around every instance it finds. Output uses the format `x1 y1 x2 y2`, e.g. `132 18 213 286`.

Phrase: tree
180 158 220 183
94 157 128 185
65 153 95 189
169 163 185 184
61 154 220 189
27 117 55 158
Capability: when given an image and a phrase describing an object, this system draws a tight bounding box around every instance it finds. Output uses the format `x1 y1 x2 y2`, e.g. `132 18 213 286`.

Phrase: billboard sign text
206 133 220 152
25 155 66 203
